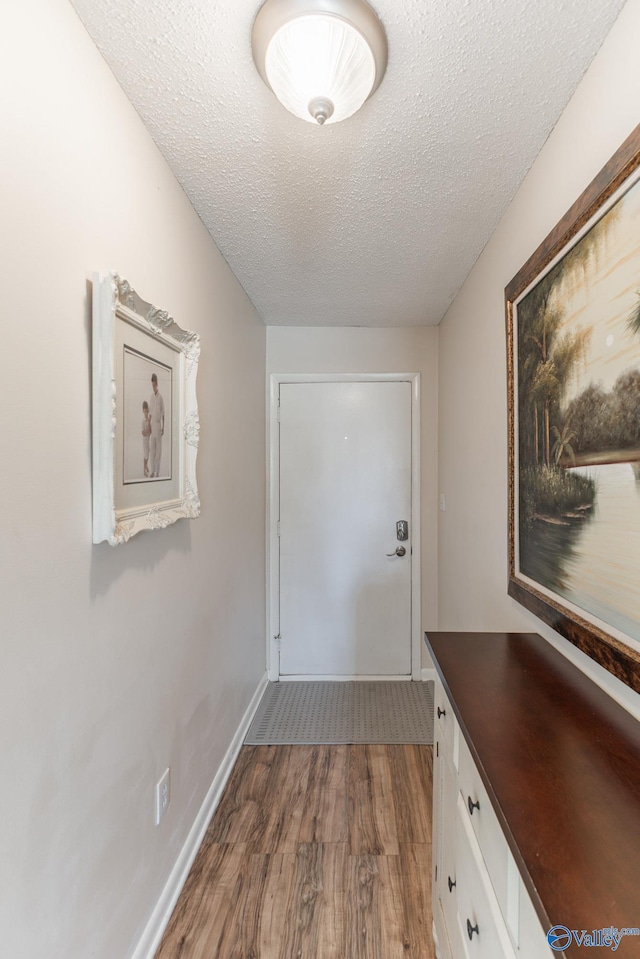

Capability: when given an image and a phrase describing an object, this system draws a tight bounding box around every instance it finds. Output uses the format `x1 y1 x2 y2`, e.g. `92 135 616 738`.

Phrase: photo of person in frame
148 372 165 478
142 400 151 477
122 347 172 485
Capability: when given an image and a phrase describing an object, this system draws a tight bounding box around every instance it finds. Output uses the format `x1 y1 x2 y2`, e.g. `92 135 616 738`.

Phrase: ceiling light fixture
252 0 388 126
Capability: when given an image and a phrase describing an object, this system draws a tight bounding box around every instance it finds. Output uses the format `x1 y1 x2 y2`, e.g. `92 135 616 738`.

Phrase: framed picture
506 126 640 693
92 273 200 545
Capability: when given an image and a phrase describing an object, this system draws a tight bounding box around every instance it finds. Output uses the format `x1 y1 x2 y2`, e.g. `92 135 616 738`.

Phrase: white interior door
278 381 412 677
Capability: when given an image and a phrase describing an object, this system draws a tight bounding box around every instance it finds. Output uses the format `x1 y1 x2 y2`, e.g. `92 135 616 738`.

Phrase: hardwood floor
155 744 435 959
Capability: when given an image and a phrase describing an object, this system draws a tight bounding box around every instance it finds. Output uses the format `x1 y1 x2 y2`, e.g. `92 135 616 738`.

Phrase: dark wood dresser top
425 631 640 949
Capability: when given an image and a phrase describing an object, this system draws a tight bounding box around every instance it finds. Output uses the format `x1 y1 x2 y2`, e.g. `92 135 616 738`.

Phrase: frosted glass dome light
252 0 388 125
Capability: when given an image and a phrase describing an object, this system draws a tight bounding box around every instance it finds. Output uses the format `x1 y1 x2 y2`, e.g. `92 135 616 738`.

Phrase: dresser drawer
454 793 517 959
518 877 555 959
435 679 457 764
457 733 509 920
439 755 462 959
434 897 453 959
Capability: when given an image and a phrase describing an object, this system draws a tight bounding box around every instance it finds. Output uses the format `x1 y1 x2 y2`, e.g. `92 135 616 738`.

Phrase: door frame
267 372 422 681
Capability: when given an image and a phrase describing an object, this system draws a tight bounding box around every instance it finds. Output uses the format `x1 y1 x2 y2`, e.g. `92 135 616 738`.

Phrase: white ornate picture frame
92 272 200 545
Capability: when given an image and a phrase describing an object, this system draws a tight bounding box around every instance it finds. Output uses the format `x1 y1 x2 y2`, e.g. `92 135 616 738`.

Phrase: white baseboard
130 671 269 959
279 672 436 682
279 673 411 681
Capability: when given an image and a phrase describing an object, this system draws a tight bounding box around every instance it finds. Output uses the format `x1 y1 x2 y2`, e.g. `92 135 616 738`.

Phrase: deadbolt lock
396 520 408 541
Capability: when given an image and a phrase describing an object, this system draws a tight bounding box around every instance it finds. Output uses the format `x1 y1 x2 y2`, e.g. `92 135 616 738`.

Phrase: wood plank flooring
155 744 434 959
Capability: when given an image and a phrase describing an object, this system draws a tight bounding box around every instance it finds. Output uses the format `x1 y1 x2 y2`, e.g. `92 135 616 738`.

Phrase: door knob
386 546 406 557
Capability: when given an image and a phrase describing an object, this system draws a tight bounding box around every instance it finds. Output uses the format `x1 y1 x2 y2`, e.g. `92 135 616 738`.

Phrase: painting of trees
507 125 640 693
564 369 640 453
517 260 591 472
513 163 640 608
627 293 640 337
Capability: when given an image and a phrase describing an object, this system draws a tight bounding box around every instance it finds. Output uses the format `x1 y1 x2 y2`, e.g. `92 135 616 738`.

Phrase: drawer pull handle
447 876 456 893
437 706 446 719
467 919 479 941
468 795 480 816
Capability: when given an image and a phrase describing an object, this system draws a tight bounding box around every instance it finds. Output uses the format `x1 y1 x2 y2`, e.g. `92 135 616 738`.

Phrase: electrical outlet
439 492 446 512
155 768 170 826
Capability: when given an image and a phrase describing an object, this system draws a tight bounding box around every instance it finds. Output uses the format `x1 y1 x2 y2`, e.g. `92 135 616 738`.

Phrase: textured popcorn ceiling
70 0 626 327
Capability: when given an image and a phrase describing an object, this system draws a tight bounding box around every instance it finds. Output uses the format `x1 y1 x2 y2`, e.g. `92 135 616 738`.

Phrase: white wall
267 326 439 666
0 2 266 957
438 0 640 719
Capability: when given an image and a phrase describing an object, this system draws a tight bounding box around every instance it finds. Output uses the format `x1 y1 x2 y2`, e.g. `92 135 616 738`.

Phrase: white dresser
432 676 552 959
426 631 640 959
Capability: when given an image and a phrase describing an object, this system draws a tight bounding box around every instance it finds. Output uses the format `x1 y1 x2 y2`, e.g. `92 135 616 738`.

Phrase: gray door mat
244 681 434 745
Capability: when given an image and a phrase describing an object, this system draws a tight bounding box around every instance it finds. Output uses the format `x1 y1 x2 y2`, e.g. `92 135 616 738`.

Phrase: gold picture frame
506 126 640 693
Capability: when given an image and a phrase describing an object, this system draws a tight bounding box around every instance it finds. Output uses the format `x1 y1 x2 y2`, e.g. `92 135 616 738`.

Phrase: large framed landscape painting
507 126 640 693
